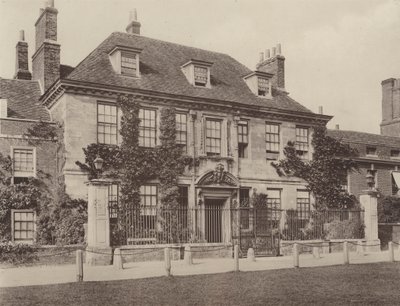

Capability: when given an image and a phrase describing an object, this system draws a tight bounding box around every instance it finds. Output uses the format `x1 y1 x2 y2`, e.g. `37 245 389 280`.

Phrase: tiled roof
327 129 400 148
0 78 50 121
60 64 75 79
66 32 313 114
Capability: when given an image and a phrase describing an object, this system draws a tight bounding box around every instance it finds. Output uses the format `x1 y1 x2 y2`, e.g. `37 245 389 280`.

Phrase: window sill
266 152 280 160
199 155 234 163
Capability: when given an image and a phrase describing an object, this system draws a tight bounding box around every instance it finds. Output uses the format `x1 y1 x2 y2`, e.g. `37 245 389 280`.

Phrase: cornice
41 79 331 124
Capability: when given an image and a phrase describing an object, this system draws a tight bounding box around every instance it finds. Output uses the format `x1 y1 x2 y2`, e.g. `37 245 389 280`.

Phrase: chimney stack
318 106 323 115
335 124 340 130
14 30 32 80
32 0 60 92
259 52 264 63
381 78 400 136
126 9 141 35
256 43 285 90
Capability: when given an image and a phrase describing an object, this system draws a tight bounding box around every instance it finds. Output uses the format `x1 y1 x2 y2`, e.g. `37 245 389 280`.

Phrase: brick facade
0 119 60 196
32 6 60 92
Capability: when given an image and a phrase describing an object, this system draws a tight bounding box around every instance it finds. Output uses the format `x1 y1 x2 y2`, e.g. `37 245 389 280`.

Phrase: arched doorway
195 164 239 244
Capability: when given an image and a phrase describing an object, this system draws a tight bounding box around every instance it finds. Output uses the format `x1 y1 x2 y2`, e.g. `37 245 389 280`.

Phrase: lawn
1 262 400 305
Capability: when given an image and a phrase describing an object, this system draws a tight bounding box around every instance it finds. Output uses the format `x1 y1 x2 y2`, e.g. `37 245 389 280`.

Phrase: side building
0 31 59 243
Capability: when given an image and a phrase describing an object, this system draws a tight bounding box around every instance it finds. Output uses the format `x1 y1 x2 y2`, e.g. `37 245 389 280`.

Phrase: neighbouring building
328 128 400 198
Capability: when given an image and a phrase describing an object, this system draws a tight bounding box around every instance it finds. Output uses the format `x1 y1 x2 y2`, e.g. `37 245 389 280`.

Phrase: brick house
327 128 400 198
1 2 335 246
0 49 59 243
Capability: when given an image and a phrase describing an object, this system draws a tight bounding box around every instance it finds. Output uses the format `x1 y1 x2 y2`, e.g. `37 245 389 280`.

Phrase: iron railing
109 205 364 246
282 209 364 241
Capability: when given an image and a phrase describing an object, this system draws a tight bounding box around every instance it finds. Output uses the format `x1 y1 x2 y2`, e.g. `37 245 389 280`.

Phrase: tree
273 126 359 210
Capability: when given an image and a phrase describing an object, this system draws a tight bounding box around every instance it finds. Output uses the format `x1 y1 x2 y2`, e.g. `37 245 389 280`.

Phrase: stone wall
50 93 311 202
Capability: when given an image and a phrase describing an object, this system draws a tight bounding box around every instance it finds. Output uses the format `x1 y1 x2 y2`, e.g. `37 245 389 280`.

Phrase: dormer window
244 71 273 98
194 66 208 87
258 77 269 96
366 146 377 156
109 45 142 78
181 59 213 88
121 52 137 76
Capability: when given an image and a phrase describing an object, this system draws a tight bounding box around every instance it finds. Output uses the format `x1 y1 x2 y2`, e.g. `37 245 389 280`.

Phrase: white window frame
296 190 310 220
11 209 36 244
97 102 118 145
295 126 310 160
205 118 223 156
11 146 36 178
140 185 158 216
176 113 188 152
238 120 249 159
139 108 157 148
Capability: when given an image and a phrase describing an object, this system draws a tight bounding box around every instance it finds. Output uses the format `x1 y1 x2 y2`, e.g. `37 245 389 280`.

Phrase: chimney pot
259 52 264 63
46 0 54 8
19 30 25 42
318 106 323 114
265 49 270 59
271 47 276 57
276 43 282 55
335 124 340 130
126 9 141 35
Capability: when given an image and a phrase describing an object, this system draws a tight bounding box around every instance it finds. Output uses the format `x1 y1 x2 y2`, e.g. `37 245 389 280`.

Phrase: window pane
98 103 117 145
206 119 222 155
13 149 34 173
265 123 280 153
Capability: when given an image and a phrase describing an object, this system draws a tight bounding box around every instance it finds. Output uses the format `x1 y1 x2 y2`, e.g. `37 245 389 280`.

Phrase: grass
1 262 400 305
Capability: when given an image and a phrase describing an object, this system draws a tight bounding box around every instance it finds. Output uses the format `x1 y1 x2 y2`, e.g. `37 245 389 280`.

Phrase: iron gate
233 206 281 257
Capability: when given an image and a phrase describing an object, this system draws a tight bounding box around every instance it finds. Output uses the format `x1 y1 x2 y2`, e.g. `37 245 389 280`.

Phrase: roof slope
66 32 313 114
0 78 50 121
328 129 400 148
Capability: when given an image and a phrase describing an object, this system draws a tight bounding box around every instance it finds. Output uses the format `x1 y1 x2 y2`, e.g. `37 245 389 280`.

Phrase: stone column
86 179 113 265
360 190 380 252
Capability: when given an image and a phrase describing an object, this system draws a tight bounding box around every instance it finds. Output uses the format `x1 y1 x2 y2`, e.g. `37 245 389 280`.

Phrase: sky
0 0 399 134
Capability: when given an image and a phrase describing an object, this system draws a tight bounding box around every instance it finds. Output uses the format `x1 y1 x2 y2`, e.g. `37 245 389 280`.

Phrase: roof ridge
112 31 236 59
329 129 400 139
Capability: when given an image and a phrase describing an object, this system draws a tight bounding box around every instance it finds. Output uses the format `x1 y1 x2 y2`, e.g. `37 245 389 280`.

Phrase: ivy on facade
273 126 359 210
76 95 194 212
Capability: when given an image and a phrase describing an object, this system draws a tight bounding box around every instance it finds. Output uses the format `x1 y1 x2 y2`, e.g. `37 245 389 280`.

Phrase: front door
205 199 224 243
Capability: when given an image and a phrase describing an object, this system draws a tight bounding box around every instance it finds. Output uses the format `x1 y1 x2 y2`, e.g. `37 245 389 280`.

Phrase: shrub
0 242 38 264
378 196 400 223
325 219 364 239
